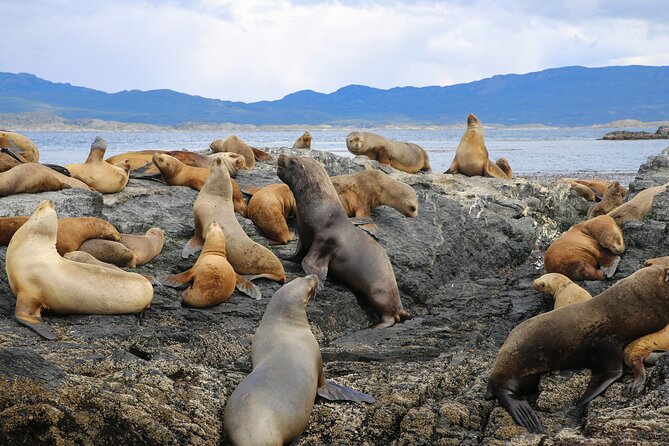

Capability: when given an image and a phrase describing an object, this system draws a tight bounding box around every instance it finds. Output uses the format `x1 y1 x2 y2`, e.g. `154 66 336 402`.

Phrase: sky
1 0 668 102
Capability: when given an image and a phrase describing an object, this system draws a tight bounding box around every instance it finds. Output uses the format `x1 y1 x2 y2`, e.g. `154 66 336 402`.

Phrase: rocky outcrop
0 147 668 445
601 125 669 140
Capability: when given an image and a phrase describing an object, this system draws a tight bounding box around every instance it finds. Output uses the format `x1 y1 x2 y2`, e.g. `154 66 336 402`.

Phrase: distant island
602 125 669 140
1 65 669 127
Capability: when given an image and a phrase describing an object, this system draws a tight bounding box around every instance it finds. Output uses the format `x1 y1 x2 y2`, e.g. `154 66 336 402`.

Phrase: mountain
1 65 668 126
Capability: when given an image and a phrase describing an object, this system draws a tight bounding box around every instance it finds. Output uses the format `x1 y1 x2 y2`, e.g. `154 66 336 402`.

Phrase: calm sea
22 128 669 178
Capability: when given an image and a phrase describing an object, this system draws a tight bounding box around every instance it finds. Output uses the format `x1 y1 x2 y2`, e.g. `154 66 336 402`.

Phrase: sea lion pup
292 131 312 149
77 239 138 268
152 153 248 216
277 155 411 328
183 157 286 282
587 181 627 219
63 251 124 271
0 163 73 197
160 222 260 307
533 273 592 309
65 137 129 193
445 114 511 179
119 228 165 266
486 264 669 433
544 215 625 281
0 130 40 162
608 182 669 225
346 131 431 174
0 216 120 255
6 200 153 340
224 275 374 446
210 135 256 169
559 179 597 201
246 184 297 245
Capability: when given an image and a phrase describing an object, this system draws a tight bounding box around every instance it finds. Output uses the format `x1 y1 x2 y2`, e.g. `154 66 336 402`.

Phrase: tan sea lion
486 264 669 433
0 163 73 197
587 181 627 218
0 149 22 172
63 251 125 271
210 135 256 169
77 239 138 267
119 228 164 266
445 114 511 179
106 150 246 176
608 182 669 225
0 131 40 162
346 131 431 174
574 179 612 197
161 222 260 307
0 216 120 255
292 131 312 149
277 155 411 328
183 157 286 282
224 275 374 446
544 215 625 281
251 147 273 162
559 179 597 201
533 273 592 309
6 200 153 340
246 184 297 245
65 137 129 193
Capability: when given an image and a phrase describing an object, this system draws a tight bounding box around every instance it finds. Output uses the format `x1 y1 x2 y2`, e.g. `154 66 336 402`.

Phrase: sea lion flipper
601 256 621 278
182 237 203 259
14 315 57 340
575 368 623 407
236 275 262 300
158 270 194 288
318 380 375 404
44 164 71 176
445 159 459 175
301 247 330 290
495 388 544 433
350 221 379 240
241 186 261 197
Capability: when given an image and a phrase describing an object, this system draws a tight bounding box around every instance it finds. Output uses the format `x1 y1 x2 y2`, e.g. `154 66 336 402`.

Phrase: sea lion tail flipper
236 274 262 300
495 387 545 433
241 186 261 197
14 315 57 340
44 164 71 176
349 218 379 240
182 237 203 259
318 380 375 404
158 270 194 288
445 159 459 175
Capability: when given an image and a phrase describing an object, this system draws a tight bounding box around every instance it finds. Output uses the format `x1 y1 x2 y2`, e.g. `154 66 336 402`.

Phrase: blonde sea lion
608 182 669 225
486 264 669 433
5 200 153 340
292 131 312 149
106 150 246 176
224 275 374 446
346 131 431 174
77 239 138 268
65 137 129 193
183 157 286 282
559 179 597 201
0 163 75 197
544 215 625 281
0 131 40 162
210 135 256 169
161 222 260 307
445 114 511 179
533 273 592 309
246 184 298 245
587 181 627 219
119 228 165 266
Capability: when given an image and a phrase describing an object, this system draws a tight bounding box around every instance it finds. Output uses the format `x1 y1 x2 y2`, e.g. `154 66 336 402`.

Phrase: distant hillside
1 65 668 126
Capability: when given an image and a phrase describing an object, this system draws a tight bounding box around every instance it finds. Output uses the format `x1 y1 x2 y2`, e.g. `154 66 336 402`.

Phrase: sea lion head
346 131 364 153
467 113 480 128
215 152 246 173
113 159 133 173
533 273 571 296
277 155 331 198
152 153 178 174
303 132 312 143
26 200 57 240
146 227 165 242
587 215 625 255
376 172 418 217
202 221 227 255
209 138 225 152
202 155 233 197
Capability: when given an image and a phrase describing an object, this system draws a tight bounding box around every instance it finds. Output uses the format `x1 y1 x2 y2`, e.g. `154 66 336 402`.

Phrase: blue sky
1 0 667 102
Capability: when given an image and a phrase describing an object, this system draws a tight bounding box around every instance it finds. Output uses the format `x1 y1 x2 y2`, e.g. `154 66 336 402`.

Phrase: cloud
0 0 667 101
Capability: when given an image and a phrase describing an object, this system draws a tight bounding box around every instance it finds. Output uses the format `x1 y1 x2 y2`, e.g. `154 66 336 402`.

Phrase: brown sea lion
251 147 273 162
183 157 286 282
0 163 74 197
63 251 125 271
486 264 669 433
445 114 511 179
0 149 22 172
533 273 592 309
0 131 40 162
106 150 246 176
608 182 669 225
0 216 120 255
574 179 612 197
277 155 411 328
292 131 312 149
544 215 625 281
559 179 597 201
161 222 260 307
65 137 129 193
77 239 138 268
495 157 513 178
224 275 374 446
587 181 627 219
210 135 256 169
6 200 153 340
119 228 164 266
246 184 297 245
346 131 431 174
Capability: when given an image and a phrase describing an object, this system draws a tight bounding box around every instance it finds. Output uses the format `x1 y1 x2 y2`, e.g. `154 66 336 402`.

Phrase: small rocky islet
602 125 669 140
1 145 669 445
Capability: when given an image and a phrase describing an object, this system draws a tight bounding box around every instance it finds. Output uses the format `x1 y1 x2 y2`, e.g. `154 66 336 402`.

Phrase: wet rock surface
1 146 668 445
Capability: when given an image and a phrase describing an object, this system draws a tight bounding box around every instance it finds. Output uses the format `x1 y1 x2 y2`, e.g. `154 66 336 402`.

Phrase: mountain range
1 65 668 127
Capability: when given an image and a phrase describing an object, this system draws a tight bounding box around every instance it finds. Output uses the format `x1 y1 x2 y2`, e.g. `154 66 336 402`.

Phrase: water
21 128 669 177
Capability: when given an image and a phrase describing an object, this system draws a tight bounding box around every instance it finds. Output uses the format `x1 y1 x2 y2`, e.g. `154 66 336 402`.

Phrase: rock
628 147 669 192
0 147 668 444
601 127 669 140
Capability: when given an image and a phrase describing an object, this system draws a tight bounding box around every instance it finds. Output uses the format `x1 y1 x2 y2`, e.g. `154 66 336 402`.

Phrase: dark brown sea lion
346 131 431 173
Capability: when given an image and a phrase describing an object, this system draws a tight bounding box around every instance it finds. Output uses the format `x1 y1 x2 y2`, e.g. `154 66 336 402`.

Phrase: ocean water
21 128 669 178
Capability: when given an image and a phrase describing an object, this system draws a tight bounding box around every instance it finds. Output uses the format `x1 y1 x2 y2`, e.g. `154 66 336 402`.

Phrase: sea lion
544 215 625 281
0 131 40 162
77 239 138 268
246 184 297 245
0 163 71 197
161 222 260 307
277 155 411 328
210 135 256 169
65 137 129 193
152 153 248 216
106 150 246 176
183 157 286 282
574 179 612 197
0 216 120 255
0 149 22 172
445 114 511 179
63 251 125 271
251 147 273 162
486 264 669 433
293 131 312 149
224 275 374 446
559 179 597 201
119 228 165 266
587 181 627 219
5 200 153 340
346 131 431 174
608 182 669 225
533 273 592 309
495 157 513 179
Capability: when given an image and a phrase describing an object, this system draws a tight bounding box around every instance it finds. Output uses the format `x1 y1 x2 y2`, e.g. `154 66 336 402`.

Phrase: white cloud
0 0 667 101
